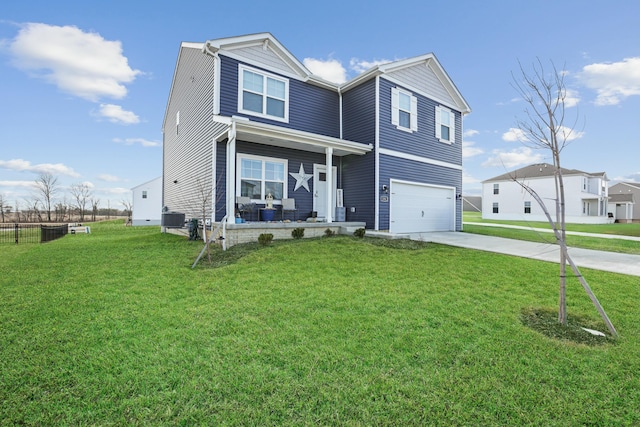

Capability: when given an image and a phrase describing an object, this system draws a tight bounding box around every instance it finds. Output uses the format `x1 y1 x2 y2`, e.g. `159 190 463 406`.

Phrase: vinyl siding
341 80 377 227
219 55 340 137
379 154 462 231
378 78 462 165
163 46 218 221
386 62 456 106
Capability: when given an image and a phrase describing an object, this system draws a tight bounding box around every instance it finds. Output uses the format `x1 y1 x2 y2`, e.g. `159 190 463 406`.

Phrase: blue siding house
162 33 471 233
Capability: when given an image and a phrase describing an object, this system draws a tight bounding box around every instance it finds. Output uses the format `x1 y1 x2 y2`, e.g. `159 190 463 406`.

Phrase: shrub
324 228 335 237
353 228 366 238
258 233 273 246
291 228 305 239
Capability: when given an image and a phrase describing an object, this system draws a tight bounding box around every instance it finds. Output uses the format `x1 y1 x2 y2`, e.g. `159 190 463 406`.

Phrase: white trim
236 153 289 203
213 53 221 115
375 76 381 230
238 64 289 123
378 147 462 171
435 105 455 144
391 87 417 133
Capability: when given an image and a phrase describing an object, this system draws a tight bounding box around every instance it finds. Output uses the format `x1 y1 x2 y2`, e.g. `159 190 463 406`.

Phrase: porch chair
236 196 255 221
281 198 297 221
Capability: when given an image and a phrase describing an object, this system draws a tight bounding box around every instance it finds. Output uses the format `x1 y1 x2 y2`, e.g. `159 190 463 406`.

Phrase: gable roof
609 193 634 204
203 32 336 89
341 53 471 114
483 163 608 183
610 181 640 192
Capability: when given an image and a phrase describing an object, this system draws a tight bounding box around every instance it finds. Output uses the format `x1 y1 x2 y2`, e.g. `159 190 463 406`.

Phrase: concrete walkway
406 231 640 277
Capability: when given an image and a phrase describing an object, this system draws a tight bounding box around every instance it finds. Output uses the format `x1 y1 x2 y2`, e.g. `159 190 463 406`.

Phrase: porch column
325 147 333 223
226 123 236 224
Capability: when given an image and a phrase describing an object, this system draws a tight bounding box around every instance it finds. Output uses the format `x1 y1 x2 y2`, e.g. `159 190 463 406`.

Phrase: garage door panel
390 182 454 233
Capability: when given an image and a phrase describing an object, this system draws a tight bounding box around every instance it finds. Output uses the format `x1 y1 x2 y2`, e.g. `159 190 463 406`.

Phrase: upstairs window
524 201 531 214
435 106 455 143
238 154 287 201
142 191 148 199
239 65 288 122
391 88 417 132
493 184 499 195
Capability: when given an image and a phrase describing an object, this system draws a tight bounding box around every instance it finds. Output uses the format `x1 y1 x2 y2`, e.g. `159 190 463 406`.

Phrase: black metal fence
0 223 69 245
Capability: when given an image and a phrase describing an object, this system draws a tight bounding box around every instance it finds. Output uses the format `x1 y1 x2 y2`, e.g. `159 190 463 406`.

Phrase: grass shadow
520 307 617 346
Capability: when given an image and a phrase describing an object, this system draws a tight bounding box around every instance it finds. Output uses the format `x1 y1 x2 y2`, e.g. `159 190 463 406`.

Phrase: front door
313 164 337 219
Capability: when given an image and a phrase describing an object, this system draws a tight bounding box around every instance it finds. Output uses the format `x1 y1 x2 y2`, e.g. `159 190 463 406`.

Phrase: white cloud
482 147 544 168
349 58 391 74
464 129 479 138
113 137 161 147
7 23 141 102
564 88 580 108
97 104 140 124
502 126 584 143
579 57 640 106
98 174 120 182
462 141 483 159
462 171 480 185
105 187 132 195
502 128 527 142
303 57 347 84
0 180 37 188
0 158 80 177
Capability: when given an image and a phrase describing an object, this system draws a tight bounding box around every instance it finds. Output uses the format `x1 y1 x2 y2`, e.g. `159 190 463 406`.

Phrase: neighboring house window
492 202 499 214
142 191 148 199
238 154 287 201
435 106 455 143
493 184 499 195
391 87 417 132
176 111 180 135
238 65 289 122
524 201 531 214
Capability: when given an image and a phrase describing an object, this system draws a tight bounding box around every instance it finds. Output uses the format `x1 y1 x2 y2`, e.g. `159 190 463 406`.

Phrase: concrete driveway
409 232 640 277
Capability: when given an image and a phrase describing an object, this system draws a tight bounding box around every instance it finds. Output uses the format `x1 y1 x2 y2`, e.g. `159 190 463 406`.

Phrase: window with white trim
524 201 531 214
238 154 288 201
492 202 499 214
391 87 417 132
493 184 499 195
238 65 289 122
435 105 455 143
142 191 148 199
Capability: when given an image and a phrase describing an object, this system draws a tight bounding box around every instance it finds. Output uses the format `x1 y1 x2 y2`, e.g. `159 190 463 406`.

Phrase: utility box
335 207 346 222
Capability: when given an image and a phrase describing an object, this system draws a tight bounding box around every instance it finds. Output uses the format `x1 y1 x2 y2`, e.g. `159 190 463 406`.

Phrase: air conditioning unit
161 212 185 228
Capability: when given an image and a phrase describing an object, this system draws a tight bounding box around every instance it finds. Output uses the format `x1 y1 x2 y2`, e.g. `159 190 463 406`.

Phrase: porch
164 220 367 248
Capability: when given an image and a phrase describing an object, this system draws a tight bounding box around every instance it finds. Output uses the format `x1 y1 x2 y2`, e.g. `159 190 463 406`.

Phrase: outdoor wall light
456 193 462 200
381 184 389 194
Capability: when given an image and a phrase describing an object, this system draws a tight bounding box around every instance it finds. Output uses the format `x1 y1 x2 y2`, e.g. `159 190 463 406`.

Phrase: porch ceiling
214 117 373 156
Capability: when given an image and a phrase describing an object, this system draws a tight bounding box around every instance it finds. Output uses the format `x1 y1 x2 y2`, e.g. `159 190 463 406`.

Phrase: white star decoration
289 163 312 192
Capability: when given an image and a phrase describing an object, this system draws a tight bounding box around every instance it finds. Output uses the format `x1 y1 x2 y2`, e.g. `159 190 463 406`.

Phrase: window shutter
391 88 399 126
449 110 455 143
410 95 418 131
435 106 442 139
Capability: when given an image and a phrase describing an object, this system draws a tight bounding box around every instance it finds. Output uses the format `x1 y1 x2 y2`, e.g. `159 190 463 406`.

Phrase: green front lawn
1 221 639 425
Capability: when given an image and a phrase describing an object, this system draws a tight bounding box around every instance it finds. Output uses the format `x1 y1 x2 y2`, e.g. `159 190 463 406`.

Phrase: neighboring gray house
131 177 162 226
608 182 639 223
162 33 471 233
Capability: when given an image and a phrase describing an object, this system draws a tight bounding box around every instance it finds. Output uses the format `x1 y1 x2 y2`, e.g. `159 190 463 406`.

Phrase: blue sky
1 0 639 211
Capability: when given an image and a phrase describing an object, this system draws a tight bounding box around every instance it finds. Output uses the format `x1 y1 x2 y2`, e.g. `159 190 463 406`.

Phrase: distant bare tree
70 183 92 222
0 193 6 223
512 59 616 336
121 199 133 223
34 173 59 222
91 198 100 221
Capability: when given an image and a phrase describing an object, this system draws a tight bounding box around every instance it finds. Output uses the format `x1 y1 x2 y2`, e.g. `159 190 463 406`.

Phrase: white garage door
390 181 455 233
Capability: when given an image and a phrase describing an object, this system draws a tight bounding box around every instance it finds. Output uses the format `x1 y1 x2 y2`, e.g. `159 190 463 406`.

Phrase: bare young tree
34 173 59 222
121 199 133 225
70 183 92 222
512 59 617 336
0 193 7 223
